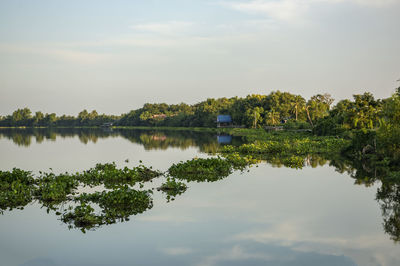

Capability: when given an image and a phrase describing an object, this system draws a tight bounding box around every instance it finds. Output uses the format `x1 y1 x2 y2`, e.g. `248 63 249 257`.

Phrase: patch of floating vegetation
219 137 349 169
0 168 35 213
168 157 233 182
0 163 162 232
76 162 162 189
222 152 259 171
158 178 187 202
62 186 153 232
221 137 348 156
35 172 79 209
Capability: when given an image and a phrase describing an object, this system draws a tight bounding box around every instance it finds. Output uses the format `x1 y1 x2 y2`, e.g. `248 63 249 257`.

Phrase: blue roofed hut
217 115 232 128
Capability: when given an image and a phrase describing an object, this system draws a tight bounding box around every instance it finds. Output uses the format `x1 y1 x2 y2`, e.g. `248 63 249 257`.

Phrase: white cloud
161 247 194 256
197 245 274 266
130 21 194 35
232 221 400 266
222 0 399 23
226 0 309 23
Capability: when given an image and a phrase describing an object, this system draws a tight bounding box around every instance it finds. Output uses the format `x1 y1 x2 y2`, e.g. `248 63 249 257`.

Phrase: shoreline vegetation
1 88 399 160
0 90 389 130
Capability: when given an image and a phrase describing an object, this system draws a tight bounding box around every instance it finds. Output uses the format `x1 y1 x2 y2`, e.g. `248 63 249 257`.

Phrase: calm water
0 128 399 266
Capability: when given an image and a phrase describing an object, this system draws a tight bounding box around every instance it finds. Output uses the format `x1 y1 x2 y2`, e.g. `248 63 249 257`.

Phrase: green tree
12 108 32 126
377 91 400 162
306 94 334 125
33 111 44 126
265 109 280 125
44 113 57 126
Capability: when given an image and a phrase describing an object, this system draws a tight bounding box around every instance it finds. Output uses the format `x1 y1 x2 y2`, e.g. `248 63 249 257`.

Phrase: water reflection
1 128 400 265
0 128 244 153
1 149 400 243
217 135 232 144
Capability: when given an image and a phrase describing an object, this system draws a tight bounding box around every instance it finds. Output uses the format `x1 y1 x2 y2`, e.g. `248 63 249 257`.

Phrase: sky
0 0 399 115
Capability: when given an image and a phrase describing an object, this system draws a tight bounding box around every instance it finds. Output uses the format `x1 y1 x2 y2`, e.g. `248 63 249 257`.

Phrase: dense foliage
116 92 334 128
0 108 118 127
0 91 334 128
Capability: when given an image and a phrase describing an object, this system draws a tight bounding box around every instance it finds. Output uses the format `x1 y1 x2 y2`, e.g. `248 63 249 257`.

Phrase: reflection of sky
0 135 399 266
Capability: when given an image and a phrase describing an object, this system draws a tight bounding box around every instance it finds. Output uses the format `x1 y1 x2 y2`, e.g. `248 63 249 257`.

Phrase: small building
217 115 232 128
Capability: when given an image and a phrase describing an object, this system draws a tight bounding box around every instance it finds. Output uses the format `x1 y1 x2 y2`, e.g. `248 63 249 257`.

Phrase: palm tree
304 105 313 126
266 109 280 125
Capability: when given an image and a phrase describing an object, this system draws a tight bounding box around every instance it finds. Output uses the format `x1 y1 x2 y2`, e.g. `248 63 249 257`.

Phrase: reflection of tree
78 133 99 144
253 150 400 243
35 134 44 143
328 155 400 242
12 133 31 147
377 178 400 242
0 128 246 152
305 154 327 168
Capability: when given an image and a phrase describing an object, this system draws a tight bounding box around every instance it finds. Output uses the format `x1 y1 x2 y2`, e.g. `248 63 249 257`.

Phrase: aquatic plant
281 155 305 169
62 186 153 232
61 202 103 232
221 137 348 157
0 163 161 231
0 168 35 213
158 178 187 202
168 157 232 182
35 172 79 208
77 162 162 188
222 152 258 171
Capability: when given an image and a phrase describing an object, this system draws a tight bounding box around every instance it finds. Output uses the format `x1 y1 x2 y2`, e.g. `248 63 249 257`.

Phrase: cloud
226 0 309 23
222 0 399 23
197 245 273 266
161 247 194 256
232 221 400 266
130 21 194 35
233 221 389 249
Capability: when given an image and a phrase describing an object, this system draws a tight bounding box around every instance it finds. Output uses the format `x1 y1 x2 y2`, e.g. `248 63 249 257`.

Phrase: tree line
0 109 118 127
116 91 335 128
0 89 397 133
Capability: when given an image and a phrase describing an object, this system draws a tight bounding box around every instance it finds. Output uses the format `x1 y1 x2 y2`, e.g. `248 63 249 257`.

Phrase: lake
0 128 399 266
